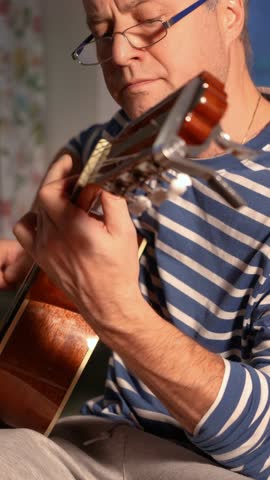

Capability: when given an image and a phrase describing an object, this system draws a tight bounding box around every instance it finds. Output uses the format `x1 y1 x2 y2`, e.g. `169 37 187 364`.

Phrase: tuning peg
167 173 192 199
216 130 260 161
144 173 192 208
149 188 168 206
128 195 152 216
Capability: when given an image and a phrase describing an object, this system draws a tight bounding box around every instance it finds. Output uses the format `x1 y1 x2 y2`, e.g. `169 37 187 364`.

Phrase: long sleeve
189 279 270 480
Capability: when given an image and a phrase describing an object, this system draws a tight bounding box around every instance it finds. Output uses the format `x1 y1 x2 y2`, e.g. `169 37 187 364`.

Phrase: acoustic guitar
0 72 253 436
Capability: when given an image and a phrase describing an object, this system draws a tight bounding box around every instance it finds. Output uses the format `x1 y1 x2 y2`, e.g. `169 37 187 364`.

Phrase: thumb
76 184 102 212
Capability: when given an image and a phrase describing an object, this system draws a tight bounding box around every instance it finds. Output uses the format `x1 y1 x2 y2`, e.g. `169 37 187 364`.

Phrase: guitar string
88 92 263 177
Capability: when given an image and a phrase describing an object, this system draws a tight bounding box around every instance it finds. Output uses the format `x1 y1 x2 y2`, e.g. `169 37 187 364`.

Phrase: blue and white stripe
67 110 270 479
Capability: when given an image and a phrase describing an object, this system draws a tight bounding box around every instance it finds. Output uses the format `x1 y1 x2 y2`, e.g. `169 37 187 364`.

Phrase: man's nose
111 32 141 66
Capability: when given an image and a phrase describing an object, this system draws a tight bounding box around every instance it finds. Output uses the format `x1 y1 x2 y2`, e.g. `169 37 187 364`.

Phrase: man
1 0 270 479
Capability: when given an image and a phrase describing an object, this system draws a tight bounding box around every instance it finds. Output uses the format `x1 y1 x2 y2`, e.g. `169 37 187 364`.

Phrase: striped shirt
67 110 270 480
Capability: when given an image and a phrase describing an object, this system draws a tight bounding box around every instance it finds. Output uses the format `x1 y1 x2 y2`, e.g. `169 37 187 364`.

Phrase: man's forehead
84 0 164 17
118 0 151 8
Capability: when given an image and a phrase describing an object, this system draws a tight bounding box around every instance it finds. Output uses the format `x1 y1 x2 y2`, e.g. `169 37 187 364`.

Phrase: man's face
83 0 229 119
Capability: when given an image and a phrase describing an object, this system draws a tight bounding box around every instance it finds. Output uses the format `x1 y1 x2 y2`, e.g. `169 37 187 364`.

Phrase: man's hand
0 154 80 291
13 177 144 335
0 239 33 289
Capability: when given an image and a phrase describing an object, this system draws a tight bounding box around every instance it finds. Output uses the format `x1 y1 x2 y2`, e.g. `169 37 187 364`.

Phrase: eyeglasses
71 0 208 66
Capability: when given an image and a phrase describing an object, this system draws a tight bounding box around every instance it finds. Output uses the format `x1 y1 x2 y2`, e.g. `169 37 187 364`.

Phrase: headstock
72 72 257 214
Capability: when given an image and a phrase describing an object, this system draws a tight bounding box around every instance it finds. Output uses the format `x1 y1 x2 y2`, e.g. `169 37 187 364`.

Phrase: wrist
81 289 150 346
95 296 166 353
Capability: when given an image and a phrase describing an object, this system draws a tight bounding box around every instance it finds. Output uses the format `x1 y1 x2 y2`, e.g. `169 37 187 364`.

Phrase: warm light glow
86 337 98 351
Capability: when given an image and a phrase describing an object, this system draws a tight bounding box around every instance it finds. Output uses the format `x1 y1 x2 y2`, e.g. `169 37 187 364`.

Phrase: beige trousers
0 416 251 480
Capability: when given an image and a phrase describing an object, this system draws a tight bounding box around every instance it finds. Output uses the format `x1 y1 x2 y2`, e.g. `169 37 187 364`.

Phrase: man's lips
121 79 158 92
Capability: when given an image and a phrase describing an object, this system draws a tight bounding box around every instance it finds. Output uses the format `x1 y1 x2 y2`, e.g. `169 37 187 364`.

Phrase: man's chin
120 88 173 120
123 95 167 120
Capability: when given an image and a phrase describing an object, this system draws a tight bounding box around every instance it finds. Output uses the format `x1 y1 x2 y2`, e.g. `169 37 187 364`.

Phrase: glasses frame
71 0 208 66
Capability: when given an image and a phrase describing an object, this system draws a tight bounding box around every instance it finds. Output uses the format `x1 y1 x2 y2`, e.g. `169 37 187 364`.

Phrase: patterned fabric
66 113 270 480
0 0 46 237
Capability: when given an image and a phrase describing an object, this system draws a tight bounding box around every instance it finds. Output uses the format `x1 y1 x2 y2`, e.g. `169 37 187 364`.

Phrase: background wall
249 0 270 87
42 0 116 160
0 0 47 236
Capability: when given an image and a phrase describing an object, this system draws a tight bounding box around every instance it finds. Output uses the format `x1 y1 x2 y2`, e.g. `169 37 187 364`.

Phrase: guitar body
0 271 98 435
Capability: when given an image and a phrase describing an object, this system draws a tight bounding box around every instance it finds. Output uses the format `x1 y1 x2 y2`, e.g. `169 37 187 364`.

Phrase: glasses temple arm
71 33 94 57
167 0 208 27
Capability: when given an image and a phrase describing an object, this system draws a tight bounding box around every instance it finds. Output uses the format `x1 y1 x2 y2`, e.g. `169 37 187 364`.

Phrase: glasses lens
74 20 166 65
77 37 112 65
126 20 166 48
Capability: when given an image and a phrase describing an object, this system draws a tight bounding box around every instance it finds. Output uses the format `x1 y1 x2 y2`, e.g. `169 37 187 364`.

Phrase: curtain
0 0 46 237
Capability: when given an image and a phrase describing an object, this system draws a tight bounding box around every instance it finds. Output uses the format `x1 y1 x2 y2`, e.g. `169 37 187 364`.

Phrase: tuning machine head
127 172 192 216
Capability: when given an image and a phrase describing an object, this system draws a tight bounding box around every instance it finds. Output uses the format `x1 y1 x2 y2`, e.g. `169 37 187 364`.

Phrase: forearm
91 297 225 434
89 300 270 478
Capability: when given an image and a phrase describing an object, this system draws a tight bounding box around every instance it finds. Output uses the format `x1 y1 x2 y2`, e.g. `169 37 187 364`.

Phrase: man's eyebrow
87 0 151 24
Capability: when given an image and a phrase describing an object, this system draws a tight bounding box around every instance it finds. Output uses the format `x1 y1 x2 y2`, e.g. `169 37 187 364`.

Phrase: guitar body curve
0 270 98 435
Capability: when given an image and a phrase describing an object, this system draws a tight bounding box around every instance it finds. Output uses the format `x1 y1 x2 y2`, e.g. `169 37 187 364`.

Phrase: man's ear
219 0 246 46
